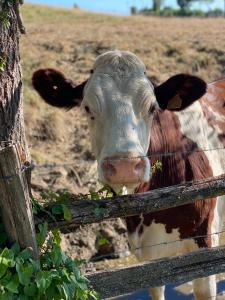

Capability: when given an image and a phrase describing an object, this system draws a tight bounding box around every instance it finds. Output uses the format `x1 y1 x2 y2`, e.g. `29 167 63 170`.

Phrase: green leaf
52 229 61 246
0 57 6 72
50 245 62 266
0 270 12 288
18 249 32 261
62 205 72 221
51 205 63 215
18 295 29 300
29 259 40 273
65 283 76 299
5 274 19 293
76 279 88 290
0 291 14 300
90 191 100 200
0 248 14 278
16 263 33 286
45 283 58 299
36 222 48 247
23 282 38 297
98 237 109 246
89 290 100 300
36 271 52 291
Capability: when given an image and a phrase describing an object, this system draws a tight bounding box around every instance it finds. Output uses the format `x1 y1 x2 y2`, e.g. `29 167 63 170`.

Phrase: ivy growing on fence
0 209 99 299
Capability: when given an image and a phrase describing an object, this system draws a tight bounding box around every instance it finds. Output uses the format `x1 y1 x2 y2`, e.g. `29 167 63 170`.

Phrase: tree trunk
0 3 28 163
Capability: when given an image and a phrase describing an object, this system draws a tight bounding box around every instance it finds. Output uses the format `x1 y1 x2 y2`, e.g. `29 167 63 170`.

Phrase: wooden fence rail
2 143 225 299
87 244 225 298
35 173 225 231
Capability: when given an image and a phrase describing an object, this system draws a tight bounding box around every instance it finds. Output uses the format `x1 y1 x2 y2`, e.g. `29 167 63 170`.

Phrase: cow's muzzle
101 154 150 186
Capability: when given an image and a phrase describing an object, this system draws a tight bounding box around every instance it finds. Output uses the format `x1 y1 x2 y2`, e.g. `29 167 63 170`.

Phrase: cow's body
127 79 225 299
32 51 225 300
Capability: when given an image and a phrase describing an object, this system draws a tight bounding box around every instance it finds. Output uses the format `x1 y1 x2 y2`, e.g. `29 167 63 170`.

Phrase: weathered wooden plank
86 245 225 298
0 145 38 258
35 174 225 231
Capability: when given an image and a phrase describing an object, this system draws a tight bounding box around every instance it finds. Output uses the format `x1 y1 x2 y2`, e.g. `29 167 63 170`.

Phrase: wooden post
0 144 38 259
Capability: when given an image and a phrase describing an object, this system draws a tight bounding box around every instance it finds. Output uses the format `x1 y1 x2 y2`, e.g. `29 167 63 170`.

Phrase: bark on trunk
0 3 28 163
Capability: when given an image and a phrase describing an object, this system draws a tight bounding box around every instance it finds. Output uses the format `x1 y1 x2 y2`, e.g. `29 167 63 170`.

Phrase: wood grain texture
0 4 29 162
0 145 38 258
87 244 225 298
35 174 225 231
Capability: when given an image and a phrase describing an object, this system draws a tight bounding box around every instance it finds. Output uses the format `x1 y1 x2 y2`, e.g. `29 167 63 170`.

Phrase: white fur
82 51 155 190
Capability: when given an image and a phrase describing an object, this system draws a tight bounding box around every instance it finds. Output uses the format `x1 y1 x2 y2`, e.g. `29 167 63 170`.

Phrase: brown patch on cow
127 110 217 248
201 79 225 147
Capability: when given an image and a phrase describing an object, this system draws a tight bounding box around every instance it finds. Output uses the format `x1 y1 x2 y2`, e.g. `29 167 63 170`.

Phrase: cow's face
82 51 155 191
32 50 206 192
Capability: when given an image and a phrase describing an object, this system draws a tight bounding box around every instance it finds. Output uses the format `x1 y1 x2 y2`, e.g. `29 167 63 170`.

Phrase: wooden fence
1 144 225 298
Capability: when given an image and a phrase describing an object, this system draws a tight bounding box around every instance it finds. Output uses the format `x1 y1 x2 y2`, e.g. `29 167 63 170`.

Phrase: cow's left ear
154 74 207 111
32 68 87 109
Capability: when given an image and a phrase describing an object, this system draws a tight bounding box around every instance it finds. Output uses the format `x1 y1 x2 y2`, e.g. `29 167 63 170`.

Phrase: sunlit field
20 5 225 298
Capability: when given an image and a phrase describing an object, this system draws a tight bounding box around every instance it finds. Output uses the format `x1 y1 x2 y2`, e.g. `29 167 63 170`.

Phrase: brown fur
126 110 216 248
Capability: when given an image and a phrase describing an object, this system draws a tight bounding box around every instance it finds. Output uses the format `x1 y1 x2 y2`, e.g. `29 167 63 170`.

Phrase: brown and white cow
32 50 225 300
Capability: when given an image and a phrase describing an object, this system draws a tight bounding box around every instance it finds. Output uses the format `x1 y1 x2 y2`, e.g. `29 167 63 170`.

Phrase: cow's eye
90 69 94 74
84 106 90 113
148 105 156 115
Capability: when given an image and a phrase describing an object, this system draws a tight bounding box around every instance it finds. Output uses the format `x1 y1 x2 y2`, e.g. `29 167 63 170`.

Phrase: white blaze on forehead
92 50 147 77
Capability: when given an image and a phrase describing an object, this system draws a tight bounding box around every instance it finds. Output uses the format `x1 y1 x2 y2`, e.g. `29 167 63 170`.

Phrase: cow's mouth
99 155 150 192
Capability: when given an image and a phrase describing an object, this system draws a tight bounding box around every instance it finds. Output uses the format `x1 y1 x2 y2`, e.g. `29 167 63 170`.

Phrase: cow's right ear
32 68 87 109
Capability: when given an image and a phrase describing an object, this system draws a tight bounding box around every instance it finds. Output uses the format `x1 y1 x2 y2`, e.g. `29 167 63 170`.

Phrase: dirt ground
20 4 225 297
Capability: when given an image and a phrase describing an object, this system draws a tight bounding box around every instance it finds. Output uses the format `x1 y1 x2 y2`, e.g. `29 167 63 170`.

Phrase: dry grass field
20 4 225 298
21 4 225 184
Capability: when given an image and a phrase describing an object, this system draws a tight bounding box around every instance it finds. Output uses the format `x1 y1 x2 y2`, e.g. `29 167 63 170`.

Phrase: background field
20 4 225 298
21 3 225 194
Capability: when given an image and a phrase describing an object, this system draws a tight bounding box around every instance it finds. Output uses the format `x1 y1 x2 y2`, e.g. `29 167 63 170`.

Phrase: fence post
0 144 38 259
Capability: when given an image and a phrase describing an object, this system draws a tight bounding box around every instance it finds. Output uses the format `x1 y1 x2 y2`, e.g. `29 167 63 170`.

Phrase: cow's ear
32 68 87 109
154 74 207 111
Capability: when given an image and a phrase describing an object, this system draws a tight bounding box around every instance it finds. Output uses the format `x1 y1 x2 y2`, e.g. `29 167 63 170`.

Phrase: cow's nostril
103 162 117 177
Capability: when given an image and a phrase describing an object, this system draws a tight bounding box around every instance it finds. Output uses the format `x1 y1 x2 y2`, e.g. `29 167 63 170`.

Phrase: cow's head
32 50 206 192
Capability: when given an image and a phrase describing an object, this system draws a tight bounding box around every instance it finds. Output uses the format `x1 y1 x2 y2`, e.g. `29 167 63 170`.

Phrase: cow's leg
149 286 165 300
192 216 219 300
193 275 216 300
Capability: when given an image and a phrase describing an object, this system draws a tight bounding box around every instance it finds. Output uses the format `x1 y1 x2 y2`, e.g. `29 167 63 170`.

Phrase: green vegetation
0 226 98 299
132 5 224 17
0 10 10 29
3 235 96 299
0 189 99 300
0 57 6 72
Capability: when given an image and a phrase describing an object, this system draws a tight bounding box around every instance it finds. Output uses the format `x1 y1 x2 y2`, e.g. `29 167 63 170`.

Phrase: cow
32 50 225 300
